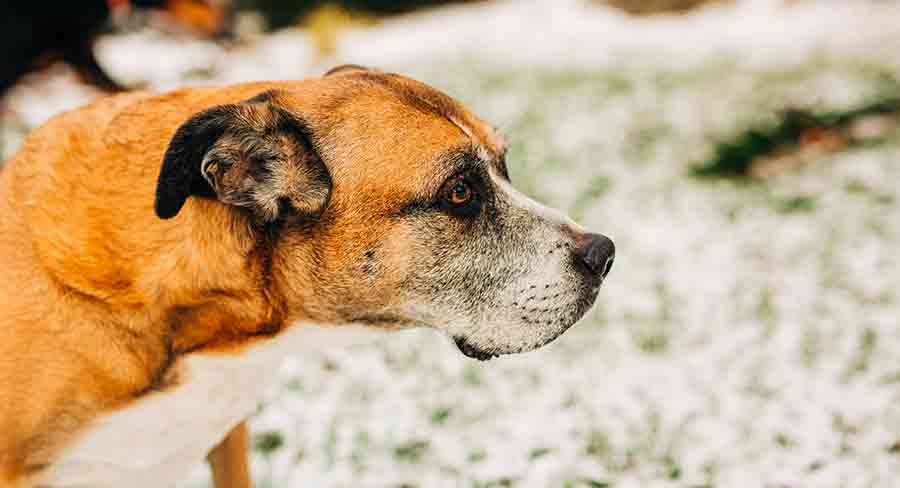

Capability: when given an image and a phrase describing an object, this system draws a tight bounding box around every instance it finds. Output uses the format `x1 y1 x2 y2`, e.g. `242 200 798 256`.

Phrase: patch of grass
888 441 900 454
430 406 452 425
844 179 871 194
632 325 670 354
324 420 338 466
285 377 304 392
691 93 900 180
571 175 613 220
462 364 483 386
881 371 900 384
772 195 816 214
393 440 430 463
631 281 673 354
624 122 673 163
756 287 777 336
581 480 612 488
585 430 612 458
529 447 553 460
874 193 896 206
350 431 370 470
467 448 487 464
775 433 795 449
800 326 822 368
254 431 284 456
473 478 516 488
844 328 878 379
602 72 634 95
565 480 612 488
692 125 788 179
321 358 339 371
663 455 682 480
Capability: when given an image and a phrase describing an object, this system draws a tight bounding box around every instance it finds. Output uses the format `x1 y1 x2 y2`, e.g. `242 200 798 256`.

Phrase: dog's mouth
453 336 500 361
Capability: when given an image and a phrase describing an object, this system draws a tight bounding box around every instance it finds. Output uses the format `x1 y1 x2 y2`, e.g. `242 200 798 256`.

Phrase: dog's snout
573 233 615 281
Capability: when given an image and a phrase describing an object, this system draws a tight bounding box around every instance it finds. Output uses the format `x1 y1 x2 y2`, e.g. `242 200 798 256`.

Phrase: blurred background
2 0 899 487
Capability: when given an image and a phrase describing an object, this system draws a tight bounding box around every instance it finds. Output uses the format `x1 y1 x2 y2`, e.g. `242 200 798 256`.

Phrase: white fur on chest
38 323 385 488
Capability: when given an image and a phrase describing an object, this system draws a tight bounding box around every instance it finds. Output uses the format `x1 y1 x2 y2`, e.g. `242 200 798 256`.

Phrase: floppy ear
154 91 332 222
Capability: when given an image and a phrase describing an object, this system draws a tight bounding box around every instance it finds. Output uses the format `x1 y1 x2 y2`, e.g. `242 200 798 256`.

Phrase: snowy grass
3 1 899 487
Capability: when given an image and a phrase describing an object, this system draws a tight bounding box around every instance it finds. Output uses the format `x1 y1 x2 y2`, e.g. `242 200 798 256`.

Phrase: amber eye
439 174 481 218
448 180 472 205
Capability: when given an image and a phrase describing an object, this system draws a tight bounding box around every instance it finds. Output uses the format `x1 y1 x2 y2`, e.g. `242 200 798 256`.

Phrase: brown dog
0 66 614 487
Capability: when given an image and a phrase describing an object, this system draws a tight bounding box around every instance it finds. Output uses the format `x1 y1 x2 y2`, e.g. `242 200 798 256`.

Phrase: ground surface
3 1 899 487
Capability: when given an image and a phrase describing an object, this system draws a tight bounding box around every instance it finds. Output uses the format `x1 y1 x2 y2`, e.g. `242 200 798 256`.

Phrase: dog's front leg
207 421 251 488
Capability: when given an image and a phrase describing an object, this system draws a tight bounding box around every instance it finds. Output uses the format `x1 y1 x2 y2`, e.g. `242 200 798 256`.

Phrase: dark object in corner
0 0 232 97
235 0 483 30
691 96 900 180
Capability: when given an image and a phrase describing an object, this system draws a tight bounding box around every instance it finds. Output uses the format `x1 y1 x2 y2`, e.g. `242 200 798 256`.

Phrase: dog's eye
449 181 472 205
440 175 481 217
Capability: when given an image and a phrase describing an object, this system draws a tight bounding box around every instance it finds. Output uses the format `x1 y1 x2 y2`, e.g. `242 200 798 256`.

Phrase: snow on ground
3 1 900 487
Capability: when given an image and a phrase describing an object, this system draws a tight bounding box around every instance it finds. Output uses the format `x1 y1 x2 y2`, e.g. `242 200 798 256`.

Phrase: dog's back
0 92 158 484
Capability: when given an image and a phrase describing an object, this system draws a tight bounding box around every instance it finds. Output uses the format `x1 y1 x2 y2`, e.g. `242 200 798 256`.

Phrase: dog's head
154 66 614 360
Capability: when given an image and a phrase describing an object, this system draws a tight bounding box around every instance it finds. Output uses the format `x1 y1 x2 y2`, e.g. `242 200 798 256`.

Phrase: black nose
573 233 615 281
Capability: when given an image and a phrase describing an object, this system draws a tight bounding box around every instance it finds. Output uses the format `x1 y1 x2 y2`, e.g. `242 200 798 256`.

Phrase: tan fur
207 422 251 488
0 72 503 486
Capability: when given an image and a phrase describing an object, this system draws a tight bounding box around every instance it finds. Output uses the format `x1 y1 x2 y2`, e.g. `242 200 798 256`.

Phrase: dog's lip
453 336 499 361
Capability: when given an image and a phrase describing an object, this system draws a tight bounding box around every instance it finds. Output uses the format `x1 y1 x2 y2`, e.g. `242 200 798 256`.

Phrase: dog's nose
573 233 615 280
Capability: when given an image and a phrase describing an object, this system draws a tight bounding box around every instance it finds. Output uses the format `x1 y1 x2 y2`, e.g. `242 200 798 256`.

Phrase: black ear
154 92 332 222
154 105 231 219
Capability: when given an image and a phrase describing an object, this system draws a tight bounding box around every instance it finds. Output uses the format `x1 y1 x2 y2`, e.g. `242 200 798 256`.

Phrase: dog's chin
451 321 575 362
452 329 567 361
452 284 602 361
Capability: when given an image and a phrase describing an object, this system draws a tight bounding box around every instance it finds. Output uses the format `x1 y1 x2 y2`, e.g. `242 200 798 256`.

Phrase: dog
0 65 615 488
0 0 232 96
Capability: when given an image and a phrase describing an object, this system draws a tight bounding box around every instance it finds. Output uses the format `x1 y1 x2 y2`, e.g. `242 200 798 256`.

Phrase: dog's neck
150 201 292 355
35 193 295 357
13 110 309 396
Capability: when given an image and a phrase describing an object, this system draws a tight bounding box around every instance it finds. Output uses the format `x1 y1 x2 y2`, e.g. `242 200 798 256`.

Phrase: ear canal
154 92 332 222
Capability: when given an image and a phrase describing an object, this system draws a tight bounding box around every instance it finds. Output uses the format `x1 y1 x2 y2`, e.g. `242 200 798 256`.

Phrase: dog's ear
154 91 332 222
324 64 374 77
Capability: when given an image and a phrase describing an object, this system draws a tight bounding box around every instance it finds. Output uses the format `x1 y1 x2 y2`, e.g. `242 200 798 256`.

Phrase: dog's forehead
303 73 505 206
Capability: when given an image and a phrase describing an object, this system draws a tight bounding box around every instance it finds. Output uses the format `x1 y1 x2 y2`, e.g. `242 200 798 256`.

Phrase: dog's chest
38 323 384 488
